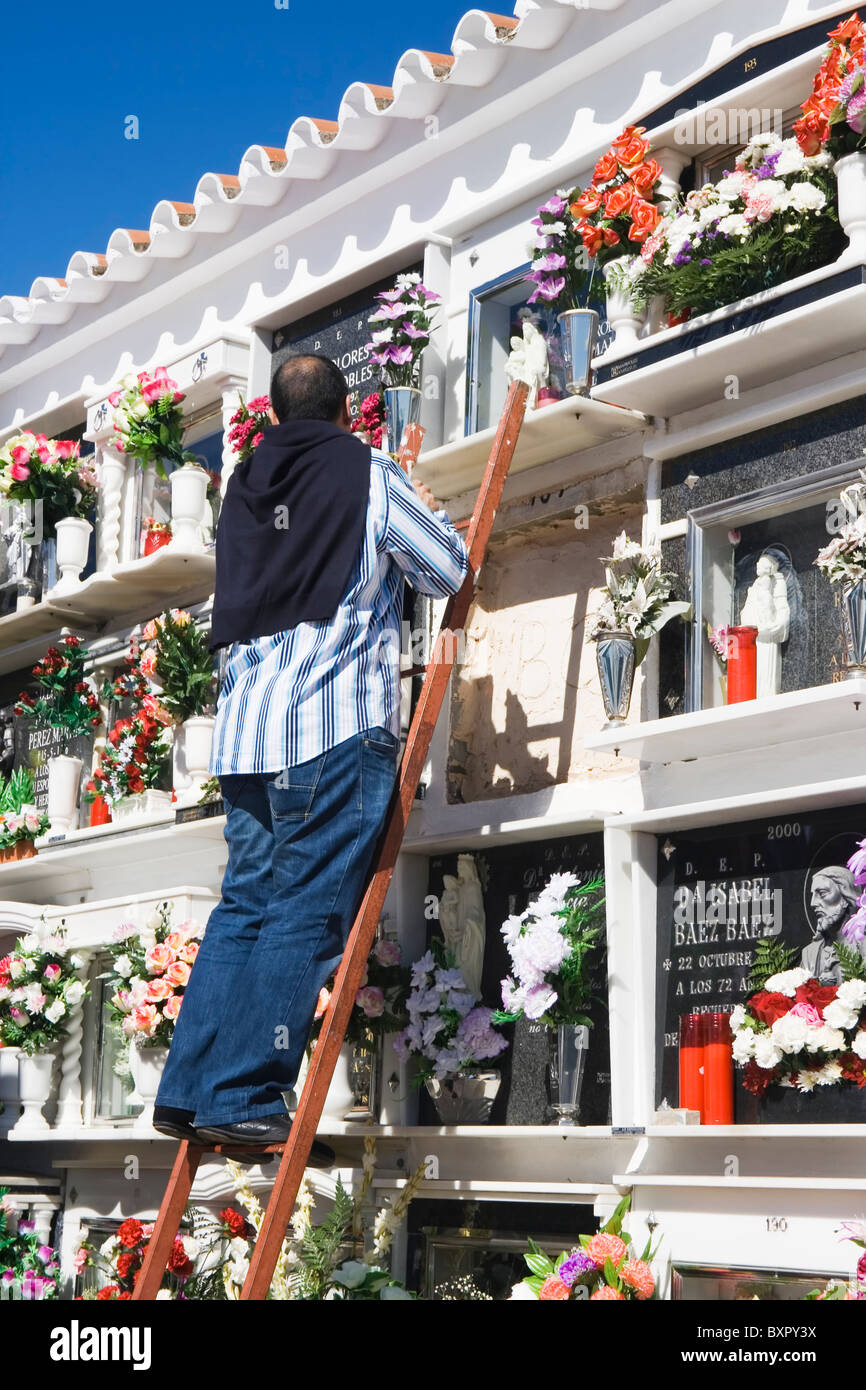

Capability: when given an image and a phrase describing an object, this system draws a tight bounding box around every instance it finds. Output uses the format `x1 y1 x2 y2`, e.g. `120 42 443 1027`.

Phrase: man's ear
339 394 353 431
267 407 279 426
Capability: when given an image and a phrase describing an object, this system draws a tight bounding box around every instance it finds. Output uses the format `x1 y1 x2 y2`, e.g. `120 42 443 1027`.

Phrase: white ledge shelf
584 678 866 765
0 548 215 671
591 258 866 418
645 1124 866 1138
613 1173 866 1191
414 394 648 501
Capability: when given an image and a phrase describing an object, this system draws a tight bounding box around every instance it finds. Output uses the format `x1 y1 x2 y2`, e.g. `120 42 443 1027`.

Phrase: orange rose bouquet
508 1196 659 1301
568 127 664 268
795 12 866 159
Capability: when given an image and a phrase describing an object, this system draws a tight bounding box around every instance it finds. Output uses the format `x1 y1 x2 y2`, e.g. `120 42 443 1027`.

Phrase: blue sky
0 0 473 299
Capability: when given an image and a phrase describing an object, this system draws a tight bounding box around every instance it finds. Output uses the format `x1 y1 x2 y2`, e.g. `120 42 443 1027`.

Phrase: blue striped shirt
210 449 469 774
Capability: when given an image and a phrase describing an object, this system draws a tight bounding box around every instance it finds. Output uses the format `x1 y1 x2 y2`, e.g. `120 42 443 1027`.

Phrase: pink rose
789 1002 823 1027
162 994 182 1020
128 978 150 1006
140 650 157 677
145 978 174 1002
179 941 199 965
164 960 190 988
9 460 30 482
54 440 77 460
131 1004 159 1036
144 943 173 974
356 986 385 1019
110 990 132 1012
108 391 121 408
43 964 61 982
373 940 401 968
164 932 188 951
73 1249 88 1274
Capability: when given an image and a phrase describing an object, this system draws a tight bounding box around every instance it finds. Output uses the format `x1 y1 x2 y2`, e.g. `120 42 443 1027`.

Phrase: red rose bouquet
85 697 172 807
14 636 101 749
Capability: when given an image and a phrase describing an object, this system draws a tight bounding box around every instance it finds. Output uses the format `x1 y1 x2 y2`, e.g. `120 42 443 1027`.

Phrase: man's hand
412 479 441 513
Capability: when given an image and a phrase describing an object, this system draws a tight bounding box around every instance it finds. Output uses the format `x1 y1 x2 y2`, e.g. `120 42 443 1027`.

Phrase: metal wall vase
842 579 866 676
595 631 636 724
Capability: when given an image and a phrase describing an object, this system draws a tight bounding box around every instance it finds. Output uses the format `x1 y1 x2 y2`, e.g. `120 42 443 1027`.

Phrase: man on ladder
152 353 468 1155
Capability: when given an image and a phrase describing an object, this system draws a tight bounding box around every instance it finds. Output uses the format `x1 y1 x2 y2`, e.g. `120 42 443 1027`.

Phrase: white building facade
1 0 865 1300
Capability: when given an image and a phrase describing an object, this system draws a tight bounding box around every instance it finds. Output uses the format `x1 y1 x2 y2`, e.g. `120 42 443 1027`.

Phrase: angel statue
438 854 487 1000
504 320 550 408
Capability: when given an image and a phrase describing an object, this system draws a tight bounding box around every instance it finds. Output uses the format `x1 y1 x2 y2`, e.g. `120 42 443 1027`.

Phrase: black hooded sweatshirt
209 419 371 650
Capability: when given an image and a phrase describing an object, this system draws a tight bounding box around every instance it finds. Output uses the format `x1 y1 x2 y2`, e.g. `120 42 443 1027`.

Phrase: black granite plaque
425 833 610 1126
656 800 866 1119
271 263 424 413
12 716 92 811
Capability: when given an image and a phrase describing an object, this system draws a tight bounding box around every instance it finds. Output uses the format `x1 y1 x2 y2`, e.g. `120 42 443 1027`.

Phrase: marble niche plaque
656 801 866 1121
425 833 611 1126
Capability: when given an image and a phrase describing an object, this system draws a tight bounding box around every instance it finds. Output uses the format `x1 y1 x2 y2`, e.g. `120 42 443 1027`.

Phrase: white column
604 825 658 1128
55 957 91 1130
654 146 691 205
95 445 127 572
420 239 451 451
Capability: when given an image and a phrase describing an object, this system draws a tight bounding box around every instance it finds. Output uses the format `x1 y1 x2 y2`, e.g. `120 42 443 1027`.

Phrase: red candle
725 625 758 704
143 528 171 556
679 1013 705 1114
703 1012 734 1125
90 795 111 827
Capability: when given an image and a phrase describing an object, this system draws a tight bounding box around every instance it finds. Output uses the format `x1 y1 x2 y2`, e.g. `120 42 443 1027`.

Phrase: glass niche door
686 460 863 712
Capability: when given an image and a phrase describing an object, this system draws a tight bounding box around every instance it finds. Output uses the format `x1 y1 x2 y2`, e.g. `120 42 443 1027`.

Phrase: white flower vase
836 151 866 262
12 1050 57 1134
47 754 83 834
130 1044 168 1131
111 789 173 824
175 716 215 808
323 1043 355 1122
50 518 92 595
604 257 647 352
169 464 209 554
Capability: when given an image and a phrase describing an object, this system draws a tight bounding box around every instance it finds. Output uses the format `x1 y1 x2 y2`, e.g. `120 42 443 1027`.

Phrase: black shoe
195 1115 335 1168
153 1106 272 1165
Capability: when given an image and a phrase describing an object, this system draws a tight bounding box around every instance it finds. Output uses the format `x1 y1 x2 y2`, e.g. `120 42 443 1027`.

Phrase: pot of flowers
138 610 216 808
525 195 598 395
0 433 98 605
106 903 202 1131
311 936 408 1122
591 532 690 725
394 941 508 1124
0 1198 61 1301
567 127 664 354
142 517 172 557
495 871 605 1125
365 274 441 457
509 1195 658 1301
0 769 47 861
627 130 841 324
84 696 173 825
794 14 866 262
816 468 866 674
109 367 203 554
0 922 88 1135
14 636 102 834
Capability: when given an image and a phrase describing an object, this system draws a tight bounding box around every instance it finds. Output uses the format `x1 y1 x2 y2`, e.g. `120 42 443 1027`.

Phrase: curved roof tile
0 0 608 353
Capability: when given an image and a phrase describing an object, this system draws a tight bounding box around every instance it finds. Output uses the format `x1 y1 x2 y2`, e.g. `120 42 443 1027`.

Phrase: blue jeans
155 726 399 1126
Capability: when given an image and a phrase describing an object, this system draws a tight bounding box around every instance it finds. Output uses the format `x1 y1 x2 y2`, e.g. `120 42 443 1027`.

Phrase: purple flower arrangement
366 273 441 388
526 195 592 313
393 945 508 1083
496 871 605 1028
0 1192 60 1300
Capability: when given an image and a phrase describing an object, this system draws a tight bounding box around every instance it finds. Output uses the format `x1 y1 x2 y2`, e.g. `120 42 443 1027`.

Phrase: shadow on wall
447 507 641 802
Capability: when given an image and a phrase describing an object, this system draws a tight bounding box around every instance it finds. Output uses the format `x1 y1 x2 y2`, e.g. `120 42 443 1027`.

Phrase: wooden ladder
132 380 529 1300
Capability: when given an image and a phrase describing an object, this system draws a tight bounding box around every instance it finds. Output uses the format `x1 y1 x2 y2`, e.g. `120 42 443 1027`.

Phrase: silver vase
383 387 422 457
549 1024 590 1126
595 630 636 724
556 309 599 396
842 579 866 677
425 1070 501 1124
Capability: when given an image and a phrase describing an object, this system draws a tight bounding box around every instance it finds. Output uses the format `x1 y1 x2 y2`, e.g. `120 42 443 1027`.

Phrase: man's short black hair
269 354 349 423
